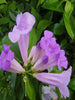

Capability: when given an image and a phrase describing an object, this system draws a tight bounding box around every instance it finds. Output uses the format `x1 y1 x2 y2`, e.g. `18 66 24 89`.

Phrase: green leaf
0 4 6 9
37 19 50 30
8 1 17 10
42 0 63 12
0 0 7 4
11 73 17 95
0 17 10 25
29 29 38 52
37 19 50 37
9 11 16 21
37 0 45 7
31 7 41 25
65 1 73 17
69 78 75 91
16 79 25 100
53 23 64 35
63 14 75 40
26 76 36 100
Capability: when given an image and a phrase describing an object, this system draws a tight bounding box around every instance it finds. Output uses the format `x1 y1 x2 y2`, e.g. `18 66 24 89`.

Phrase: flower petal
34 66 72 98
8 26 20 43
16 12 35 34
2 60 11 71
8 59 25 73
18 33 29 65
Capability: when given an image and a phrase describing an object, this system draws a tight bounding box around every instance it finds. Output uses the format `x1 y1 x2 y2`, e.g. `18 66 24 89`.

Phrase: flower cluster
0 12 72 99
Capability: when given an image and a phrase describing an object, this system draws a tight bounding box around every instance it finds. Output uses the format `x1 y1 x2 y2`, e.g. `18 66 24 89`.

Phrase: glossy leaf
63 14 75 40
37 0 45 7
9 11 16 21
69 78 75 91
42 0 63 12
0 17 10 25
29 29 38 52
65 1 73 17
31 7 41 25
53 21 65 35
37 19 50 37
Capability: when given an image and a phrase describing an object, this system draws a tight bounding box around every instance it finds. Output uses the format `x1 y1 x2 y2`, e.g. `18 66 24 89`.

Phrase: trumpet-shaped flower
31 30 68 71
8 12 35 64
34 66 72 98
0 44 25 73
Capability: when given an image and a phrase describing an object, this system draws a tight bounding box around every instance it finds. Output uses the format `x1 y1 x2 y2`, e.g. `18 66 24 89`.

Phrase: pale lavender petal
32 55 48 71
16 13 22 26
57 50 68 70
9 12 35 43
31 45 45 64
28 46 36 60
32 55 57 71
8 26 20 43
44 30 53 38
17 12 35 34
18 33 29 65
40 36 60 56
34 66 72 98
8 59 25 73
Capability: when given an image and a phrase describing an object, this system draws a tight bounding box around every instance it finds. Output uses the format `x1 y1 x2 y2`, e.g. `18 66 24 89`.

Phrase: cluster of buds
0 12 72 99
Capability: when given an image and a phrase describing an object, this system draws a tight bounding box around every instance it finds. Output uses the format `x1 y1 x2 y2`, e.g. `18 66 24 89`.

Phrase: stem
25 69 32 73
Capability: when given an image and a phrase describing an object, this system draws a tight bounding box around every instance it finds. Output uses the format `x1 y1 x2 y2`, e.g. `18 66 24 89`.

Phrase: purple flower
31 30 68 71
0 44 25 73
40 30 60 56
8 12 35 65
34 66 72 98
0 44 14 71
28 42 45 64
8 12 35 43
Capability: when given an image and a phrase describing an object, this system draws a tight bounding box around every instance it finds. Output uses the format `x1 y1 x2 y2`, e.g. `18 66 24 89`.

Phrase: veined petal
31 42 45 64
18 33 29 65
32 55 48 71
28 46 36 60
8 59 25 73
34 66 72 98
32 55 57 71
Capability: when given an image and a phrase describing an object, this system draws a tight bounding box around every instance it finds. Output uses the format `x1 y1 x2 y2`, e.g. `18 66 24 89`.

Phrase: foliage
0 0 75 100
